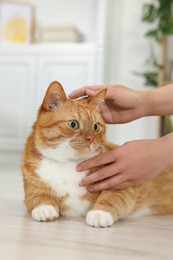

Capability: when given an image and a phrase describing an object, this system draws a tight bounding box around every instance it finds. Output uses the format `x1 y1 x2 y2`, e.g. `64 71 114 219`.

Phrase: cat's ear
43 81 67 111
90 89 107 107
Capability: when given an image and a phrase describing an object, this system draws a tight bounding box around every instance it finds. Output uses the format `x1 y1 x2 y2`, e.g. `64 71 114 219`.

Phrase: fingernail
79 180 85 187
77 165 83 172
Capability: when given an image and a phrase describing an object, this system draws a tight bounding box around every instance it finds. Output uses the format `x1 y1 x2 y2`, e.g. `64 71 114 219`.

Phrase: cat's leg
30 197 59 222
23 176 60 222
86 209 114 228
86 188 136 227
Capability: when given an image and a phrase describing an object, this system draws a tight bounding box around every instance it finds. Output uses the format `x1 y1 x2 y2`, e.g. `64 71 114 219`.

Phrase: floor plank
0 159 173 260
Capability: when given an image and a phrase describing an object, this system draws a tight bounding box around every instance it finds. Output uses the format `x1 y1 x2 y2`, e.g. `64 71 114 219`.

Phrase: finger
87 174 126 193
77 149 116 172
69 85 106 99
79 162 119 186
115 180 134 190
68 87 88 99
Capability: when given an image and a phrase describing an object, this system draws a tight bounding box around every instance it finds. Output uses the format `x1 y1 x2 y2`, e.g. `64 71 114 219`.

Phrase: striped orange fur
21 81 173 227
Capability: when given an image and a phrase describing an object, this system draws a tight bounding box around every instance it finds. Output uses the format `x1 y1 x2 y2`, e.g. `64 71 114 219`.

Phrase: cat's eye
68 120 79 130
92 123 100 132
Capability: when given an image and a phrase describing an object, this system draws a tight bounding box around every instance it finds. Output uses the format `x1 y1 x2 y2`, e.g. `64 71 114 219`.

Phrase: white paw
32 205 59 222
86 210 114 228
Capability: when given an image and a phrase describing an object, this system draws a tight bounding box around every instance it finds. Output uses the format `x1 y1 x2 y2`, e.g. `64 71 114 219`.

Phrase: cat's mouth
73 144 102 159
87 145 94 151
87 144 101 153
68 137 102 158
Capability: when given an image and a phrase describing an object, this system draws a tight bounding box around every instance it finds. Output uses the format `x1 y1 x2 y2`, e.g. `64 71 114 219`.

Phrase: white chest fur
36 143 95 217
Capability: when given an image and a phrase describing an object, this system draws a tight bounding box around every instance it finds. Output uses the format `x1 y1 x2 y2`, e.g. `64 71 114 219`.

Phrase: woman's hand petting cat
69 85 148 124
78 137 172 192
70 84 173 190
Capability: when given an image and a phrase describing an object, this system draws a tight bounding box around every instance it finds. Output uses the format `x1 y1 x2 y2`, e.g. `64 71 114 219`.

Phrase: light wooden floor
0 153 173 260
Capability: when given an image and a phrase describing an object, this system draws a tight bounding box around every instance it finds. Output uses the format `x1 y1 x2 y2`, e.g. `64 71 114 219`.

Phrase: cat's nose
86 133 94 144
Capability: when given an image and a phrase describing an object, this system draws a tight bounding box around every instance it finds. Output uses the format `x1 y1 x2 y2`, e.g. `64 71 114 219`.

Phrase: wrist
139 90 153 117
141 84 173 116
157 133 173 170
140 89 158 117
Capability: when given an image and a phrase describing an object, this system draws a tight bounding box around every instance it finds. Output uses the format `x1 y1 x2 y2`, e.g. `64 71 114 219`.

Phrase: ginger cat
21 81 173 227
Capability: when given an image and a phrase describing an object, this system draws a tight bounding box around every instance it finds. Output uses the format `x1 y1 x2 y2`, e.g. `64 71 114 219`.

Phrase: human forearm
142 84 173 116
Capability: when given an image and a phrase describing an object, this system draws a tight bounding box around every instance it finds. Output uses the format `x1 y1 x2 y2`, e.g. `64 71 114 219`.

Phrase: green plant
134 50 161 86
142 0 173 42
138 0 173 87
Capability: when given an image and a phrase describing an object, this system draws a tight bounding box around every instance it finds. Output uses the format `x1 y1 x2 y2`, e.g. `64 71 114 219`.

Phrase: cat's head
35 81 106 161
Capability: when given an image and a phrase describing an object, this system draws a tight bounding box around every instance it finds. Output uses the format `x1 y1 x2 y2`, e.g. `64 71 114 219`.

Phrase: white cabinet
0 43 102 150
0 55 36 150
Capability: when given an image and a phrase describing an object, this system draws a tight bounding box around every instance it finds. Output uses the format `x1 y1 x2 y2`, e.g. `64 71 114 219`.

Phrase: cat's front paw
32 205 59 222
86 210 114 228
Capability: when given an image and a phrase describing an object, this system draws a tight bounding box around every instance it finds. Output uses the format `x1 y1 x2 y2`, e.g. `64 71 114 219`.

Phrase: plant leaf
142 4 158 23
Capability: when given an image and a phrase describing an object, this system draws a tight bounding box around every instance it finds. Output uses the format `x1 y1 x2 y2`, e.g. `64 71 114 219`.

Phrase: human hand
78 138 169 192
69 85 147 124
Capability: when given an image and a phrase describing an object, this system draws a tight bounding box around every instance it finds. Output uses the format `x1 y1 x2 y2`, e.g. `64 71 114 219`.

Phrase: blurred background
0 0 172 162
